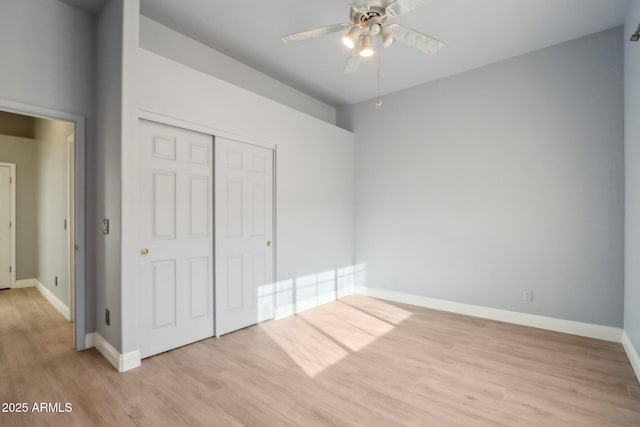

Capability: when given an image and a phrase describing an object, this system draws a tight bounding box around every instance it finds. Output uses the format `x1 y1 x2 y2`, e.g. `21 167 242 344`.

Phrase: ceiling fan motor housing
352 6 388 42
351 6 388 26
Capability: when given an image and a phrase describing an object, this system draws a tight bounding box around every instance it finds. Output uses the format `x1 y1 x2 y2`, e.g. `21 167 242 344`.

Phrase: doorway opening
0 108 79 347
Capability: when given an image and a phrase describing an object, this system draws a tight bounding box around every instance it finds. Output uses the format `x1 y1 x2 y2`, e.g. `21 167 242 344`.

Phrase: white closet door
0 166 11 289
215 137 274 336
137 120 214 358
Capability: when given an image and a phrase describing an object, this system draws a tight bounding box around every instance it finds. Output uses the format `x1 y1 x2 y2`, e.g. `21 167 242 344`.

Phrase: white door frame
0 99 87 350
136 110 277 339
0 162 16 289
67 134 75 324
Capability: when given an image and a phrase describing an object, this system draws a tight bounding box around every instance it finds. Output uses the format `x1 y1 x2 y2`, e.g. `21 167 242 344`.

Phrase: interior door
215 137 274 336
0 165 11 289
137 120 214 358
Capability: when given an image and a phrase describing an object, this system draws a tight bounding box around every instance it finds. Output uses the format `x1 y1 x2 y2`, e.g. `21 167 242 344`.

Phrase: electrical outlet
105 308 110 326
102 219 110 235
522 290 533 302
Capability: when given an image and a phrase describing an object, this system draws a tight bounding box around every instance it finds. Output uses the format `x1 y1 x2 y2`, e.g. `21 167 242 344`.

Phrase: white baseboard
85 332 96 348
85 332 141 372
35 280 70 321
14 278 38 288
120 349 142 372
354 286 623 343
622 331 640 384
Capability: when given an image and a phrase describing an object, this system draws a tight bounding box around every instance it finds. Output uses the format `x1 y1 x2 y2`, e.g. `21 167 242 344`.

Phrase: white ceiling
144 1 626 107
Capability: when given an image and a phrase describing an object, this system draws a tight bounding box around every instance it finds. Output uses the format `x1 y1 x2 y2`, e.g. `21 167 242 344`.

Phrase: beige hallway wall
35 118 72 306
0 135 38 280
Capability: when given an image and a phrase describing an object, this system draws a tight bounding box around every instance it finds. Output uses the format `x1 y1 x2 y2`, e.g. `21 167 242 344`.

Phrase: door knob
140 248 149 255
266 240 272 247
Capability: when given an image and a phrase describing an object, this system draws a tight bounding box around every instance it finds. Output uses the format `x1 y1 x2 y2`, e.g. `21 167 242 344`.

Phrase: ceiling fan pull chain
376 36 383 109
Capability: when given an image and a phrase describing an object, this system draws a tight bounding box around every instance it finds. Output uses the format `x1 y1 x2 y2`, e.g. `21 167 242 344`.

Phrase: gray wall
35 119 73 306
625 1 640 350
0 136 38 280
95 0 124 349
0 0 96 337
0 0 94 117
338 28 624 327
138 16 337 125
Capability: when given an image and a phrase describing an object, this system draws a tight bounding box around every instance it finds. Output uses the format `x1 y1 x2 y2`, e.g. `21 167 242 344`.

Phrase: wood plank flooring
1 287 639 426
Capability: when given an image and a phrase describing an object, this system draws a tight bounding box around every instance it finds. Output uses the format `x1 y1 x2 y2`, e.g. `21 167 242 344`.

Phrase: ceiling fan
281 0 444 74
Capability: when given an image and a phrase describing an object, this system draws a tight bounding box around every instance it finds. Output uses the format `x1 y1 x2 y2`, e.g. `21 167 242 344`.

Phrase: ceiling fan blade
281 23 351 44
387 24 444 55
385 0 431 17
344 48 361 74
349 0 370 13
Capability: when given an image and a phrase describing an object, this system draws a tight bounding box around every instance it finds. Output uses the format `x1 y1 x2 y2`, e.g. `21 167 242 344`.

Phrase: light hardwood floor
1 287 639 426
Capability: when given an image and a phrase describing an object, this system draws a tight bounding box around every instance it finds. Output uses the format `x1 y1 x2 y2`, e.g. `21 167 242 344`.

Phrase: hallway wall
34 118 73 306
0 135 38 280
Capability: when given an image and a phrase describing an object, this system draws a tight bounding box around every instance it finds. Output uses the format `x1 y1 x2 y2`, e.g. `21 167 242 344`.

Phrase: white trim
622 331 640 384
0 162 16 289
138 109 277 151
67 133 76 328
14 278 38 288
0 99 87 351
120 349 142 372
35 280 70 321
85 332 96 349
272 147 278 324
84 332 141 372
355 287 623 343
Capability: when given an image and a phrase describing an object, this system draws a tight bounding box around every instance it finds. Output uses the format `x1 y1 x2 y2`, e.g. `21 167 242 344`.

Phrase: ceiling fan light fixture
360 34 374 57
382 27 394 48
342 26 361 49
